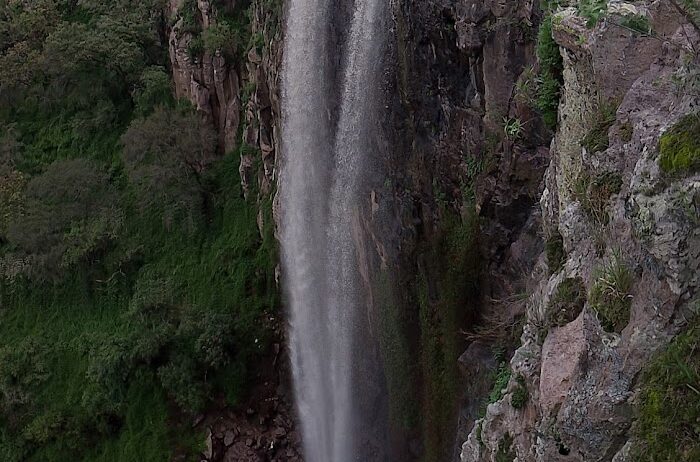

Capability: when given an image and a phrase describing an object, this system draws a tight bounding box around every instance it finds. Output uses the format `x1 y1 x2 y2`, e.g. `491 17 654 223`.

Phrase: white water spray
280 0 387 459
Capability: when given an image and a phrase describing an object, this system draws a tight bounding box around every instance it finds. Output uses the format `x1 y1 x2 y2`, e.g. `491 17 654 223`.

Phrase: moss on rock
659 114 700 174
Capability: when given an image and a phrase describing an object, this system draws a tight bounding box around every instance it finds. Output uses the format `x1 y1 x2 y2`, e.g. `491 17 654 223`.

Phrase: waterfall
280 0 387 459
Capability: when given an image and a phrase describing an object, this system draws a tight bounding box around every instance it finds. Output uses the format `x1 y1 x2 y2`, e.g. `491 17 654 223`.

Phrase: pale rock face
538 314 588 414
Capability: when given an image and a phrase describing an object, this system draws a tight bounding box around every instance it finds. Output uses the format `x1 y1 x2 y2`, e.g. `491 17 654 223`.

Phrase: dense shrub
121 107 218 231
6 159 123 280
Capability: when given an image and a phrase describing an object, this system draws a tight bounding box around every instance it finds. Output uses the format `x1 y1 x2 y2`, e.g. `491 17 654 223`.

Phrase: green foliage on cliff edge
536 13 564 130
0 1 276 461
633 318 700 462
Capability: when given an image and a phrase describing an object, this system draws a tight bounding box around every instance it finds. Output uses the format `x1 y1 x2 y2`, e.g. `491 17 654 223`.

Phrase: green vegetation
376 271 419 432
536 13 564 130
581 102 617 153
573 171 623 225
510 375 529 410
0 1 276 461
548 277 586 327
590 252 633 332
503 117 524 140
488 362 512 406
620 14 652 35
633 319 700 461
419 209 481 462
658 114 700 174
578 0 608 28
546 230 565 274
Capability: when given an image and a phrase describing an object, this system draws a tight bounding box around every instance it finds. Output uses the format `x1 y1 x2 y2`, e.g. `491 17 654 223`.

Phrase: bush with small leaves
511 375 529 409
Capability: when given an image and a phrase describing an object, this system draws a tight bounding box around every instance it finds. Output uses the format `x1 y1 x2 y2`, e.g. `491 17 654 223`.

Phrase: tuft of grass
581 102 618 153
548 277 587 327
589 251 633 332
510 375 529 409
546 231 566 274
633 319 700 461
658 114 700 175
573 171 623 225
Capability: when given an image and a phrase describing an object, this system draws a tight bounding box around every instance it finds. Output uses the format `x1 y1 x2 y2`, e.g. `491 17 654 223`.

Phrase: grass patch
573 171 623 225
658 114 700 174
633 319 700 461
589 251 633 332
619 121 633 143
546 230 565 274
581 101 617 153
548 277 586 327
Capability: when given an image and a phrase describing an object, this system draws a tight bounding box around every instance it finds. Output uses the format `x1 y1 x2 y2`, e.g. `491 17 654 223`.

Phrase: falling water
280 0 387 459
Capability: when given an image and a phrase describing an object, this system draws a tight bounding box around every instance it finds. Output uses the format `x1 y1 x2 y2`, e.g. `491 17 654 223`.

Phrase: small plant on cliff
510 375 529 409
578 0 608 28
536 14 564 130
546 230 566 274
503 117 524 140
488 362 512 405
633 319 700 461
619 14 652 35
573 171 623 225
581 101 618 153
658 113 700 175
548 277 587 327
590 251 633 333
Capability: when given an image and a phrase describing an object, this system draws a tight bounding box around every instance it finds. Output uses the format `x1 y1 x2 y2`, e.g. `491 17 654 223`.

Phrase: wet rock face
460 2 699 461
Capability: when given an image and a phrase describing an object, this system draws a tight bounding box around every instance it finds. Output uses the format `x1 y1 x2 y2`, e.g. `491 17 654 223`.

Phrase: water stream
280 0 387 459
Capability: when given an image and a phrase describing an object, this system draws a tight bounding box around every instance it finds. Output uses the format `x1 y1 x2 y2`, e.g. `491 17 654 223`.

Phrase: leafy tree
5 158 122 280
121 107 217 231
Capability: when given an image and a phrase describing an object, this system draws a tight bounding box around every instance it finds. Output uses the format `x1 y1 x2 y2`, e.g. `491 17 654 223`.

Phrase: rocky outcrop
167 0 282 201
460 2 699 460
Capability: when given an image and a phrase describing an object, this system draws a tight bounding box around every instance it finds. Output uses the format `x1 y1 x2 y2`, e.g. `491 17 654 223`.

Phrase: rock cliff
166 0 699 460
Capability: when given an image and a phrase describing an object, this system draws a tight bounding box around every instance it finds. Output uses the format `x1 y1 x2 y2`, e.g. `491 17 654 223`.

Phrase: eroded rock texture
460 2 699 461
